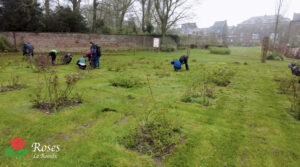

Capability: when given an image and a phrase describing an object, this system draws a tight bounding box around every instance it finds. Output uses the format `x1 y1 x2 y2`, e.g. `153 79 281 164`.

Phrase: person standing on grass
90 42 101 69
171 60 182 71
179 55 189 70
22 42 34 63
76 56 87 70
48 49 58 65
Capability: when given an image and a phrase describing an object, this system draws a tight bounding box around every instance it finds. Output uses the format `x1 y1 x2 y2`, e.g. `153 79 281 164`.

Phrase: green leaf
17 149 28 157
4 148 16 157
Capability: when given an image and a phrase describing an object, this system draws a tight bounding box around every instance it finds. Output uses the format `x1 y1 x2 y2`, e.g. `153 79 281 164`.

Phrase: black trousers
90 55 97 69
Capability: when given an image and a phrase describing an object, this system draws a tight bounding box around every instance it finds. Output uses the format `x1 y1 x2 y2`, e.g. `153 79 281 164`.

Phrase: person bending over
179 55 189 70
63 53 73 64
48 49 58 65
22 42 34 63
171 60 182 71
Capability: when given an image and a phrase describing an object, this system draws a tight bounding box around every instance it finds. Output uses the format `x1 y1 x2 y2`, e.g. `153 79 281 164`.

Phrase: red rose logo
10 137 26 150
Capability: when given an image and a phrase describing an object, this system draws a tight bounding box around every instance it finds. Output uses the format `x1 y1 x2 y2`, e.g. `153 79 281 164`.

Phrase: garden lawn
0 47 299 167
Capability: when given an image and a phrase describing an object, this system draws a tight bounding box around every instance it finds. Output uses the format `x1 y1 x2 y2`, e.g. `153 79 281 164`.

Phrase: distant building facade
289 13 300 47
232 15 290 46
179 14 300 47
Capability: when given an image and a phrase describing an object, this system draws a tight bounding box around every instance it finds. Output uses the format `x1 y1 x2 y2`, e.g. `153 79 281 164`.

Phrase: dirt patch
153 157 163 167
2 128 11 135
272 148 281 155
114 117 128 125
75 120 97 134
47 133 70 142
0 84 27 93
244 62 248 65
233 62 241 65
33 98 82 114
101 108 117 112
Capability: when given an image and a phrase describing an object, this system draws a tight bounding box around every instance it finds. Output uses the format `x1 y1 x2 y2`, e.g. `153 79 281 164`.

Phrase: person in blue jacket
171 60 182 71
22 42 34 63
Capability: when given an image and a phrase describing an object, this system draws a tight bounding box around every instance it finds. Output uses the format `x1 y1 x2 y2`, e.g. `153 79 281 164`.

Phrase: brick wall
0 32 176 52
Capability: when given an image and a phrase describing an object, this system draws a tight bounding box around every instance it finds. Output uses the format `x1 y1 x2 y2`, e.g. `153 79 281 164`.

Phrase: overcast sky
187 0 300 28
53 0 300 28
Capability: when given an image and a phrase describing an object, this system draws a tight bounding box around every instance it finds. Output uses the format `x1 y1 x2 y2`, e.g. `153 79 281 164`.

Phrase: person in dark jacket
63 53 73 64
90 42 101 69
289 62 300 76
171 60 182 71
48 50 58 65
22 42 34 63
179 55 189 70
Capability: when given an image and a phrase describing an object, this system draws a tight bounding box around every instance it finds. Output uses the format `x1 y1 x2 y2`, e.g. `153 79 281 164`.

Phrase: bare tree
139 0 153 33
273 0 284 51
113 0 135 29
45 0 51 17
154 0 188 37
69 0 81 12
92 0 98 32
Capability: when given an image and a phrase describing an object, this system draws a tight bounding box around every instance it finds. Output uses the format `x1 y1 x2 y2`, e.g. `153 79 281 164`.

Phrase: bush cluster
121 110 182 157
266 52 284 61
109 76 143 88
0 74 26 92
0 35 14 52
181 82 215 106
209 47 231 55
31 73 82 112
208 65 235 86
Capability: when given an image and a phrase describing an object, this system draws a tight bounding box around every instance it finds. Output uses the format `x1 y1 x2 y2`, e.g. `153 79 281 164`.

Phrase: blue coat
171 60 181 69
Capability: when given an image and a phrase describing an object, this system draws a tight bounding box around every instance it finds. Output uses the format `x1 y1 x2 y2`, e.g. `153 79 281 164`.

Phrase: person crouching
171 60 182 71
63 53 73 64
77 56 87 70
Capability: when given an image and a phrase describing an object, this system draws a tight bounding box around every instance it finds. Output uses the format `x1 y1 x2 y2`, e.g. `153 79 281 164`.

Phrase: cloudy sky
187 0 300 28
51 0 300 28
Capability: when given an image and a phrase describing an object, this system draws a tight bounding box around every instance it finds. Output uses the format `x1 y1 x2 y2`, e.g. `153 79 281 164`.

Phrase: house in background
289 13 300 47
232 15 290 46
179 14 300 47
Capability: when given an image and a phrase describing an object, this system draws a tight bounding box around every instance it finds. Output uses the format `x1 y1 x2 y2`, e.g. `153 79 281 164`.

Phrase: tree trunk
45 0 50 17
92 0 97 33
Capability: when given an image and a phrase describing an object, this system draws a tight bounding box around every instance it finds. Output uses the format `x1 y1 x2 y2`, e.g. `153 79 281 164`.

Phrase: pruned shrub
31 73 82 112
208 66 235 86
209 47 231 55
181 82 215 106
109 76 143 88
266 52 284 61
33 55 52 72
274 75 293 94
0 35 14 52
0 74 27 92
121 110 182 157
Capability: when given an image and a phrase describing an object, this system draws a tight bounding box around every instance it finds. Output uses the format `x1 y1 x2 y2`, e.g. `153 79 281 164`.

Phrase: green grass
0 47 299 167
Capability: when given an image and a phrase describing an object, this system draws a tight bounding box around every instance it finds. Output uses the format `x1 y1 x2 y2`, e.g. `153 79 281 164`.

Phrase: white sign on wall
153 38 160 48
